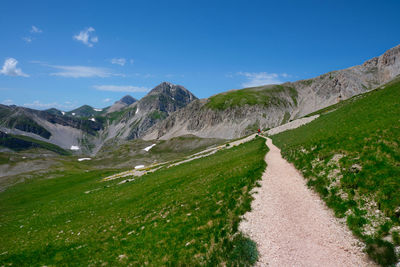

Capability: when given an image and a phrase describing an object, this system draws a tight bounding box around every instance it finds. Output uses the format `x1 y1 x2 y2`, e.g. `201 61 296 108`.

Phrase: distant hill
106 95 137 113
66 105 106 118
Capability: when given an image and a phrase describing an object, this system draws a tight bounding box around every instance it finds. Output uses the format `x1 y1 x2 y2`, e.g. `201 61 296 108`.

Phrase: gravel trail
240 138 374 266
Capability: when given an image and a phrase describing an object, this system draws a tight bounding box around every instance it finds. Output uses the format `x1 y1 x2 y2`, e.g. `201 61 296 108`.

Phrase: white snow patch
70 145 80 150
89 118 96 122
94 108 102 112
78 158 91 162
61 111 65 115
72 113 76 116
135 108 139 114
118 178 135 184
135 165 145 169
143 144 156 152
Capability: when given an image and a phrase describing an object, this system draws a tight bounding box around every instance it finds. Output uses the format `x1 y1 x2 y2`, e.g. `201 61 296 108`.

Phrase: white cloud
30 26 42 33
73 27 98 47
23 100 77 110
2 99 13 105
237 72 285 87
49 65 114 78
0 58 29 77
111 58 126 66
93 85 150 92
22 37 32 43
103 98 112 102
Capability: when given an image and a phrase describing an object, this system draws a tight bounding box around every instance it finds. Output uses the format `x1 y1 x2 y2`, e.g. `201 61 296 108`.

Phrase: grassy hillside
205 84 297 110
272 79 400 265
0 137 267 266
0 106 51 139
0 132 70 155
66 105 104 118
93 135 226 169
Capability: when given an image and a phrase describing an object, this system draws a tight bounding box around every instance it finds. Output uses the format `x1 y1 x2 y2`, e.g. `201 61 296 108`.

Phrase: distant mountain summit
140 82 197 113
119 95 137 105
107 95 137 113
66 105 104 117
148 82 196 103
100 82 198 143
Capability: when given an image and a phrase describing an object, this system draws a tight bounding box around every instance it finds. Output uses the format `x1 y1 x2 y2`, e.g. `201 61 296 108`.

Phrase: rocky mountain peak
119 95 137 105
106 95 137 113
147 82 197 102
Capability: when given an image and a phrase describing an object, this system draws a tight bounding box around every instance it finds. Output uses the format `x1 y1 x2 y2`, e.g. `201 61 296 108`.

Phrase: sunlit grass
272 78 400 265
0 137 267 266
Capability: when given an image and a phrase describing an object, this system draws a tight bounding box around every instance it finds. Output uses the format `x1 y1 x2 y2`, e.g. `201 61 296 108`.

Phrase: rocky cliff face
291 44 400 117
145 44 400 140
93 82 197 153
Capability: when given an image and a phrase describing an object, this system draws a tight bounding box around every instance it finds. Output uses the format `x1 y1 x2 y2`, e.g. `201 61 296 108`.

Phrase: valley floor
240 138 374 266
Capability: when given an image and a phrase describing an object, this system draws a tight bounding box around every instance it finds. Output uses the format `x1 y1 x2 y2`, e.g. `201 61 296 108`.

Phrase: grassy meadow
205 84 297 110
272 78 400 265
0 137 267 266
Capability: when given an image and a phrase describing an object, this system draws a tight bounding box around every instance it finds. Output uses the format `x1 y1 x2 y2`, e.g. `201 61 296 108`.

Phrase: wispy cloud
30 26 42 33
73 27 98 47
93 85 150 92
23 26 42 43
2 99 13 105
237 72 286 87
23 100 77 110
22 37 33 43
103 98 112 102
0 58 29 77
110 58 126 66
132 73 153 78
49 65 116 78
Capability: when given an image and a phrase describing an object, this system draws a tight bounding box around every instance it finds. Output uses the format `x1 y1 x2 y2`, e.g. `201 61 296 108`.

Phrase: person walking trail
240 138 374 266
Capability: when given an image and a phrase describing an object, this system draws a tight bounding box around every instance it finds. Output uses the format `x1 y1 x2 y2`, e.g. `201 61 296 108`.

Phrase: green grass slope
205 84 298 110
272 79 400 265
0 137 267 266
0 132 70 155
66 105 103 118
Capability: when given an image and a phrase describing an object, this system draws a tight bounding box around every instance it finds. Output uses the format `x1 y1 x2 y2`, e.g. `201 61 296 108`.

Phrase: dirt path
240 138 374 266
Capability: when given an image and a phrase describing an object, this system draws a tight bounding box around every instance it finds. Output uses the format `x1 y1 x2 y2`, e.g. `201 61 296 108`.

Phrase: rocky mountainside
0 104 104 153
1 45 399 154
96 82 197 149
0 82 197 154
144 44 400 140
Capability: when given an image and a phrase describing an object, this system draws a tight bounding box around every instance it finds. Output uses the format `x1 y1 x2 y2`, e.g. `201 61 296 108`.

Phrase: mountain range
1 44 399 155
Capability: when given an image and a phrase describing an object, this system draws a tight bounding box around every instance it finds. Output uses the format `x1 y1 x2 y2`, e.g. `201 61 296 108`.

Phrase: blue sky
1 0 399 110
